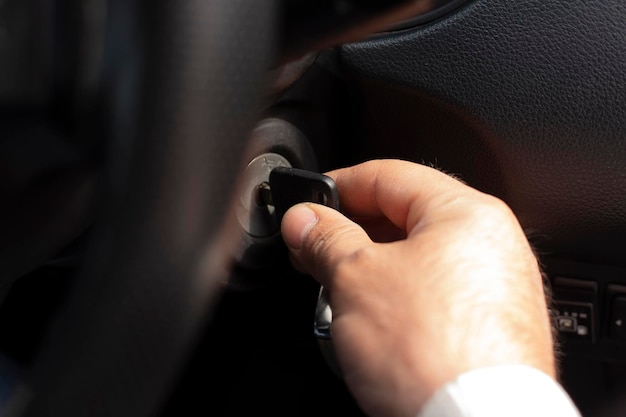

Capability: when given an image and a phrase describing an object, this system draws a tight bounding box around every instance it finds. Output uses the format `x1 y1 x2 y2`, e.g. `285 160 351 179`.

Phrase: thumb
281 203 372 286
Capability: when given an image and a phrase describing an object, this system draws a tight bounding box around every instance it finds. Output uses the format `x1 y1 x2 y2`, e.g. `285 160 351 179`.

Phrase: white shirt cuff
418 365 581 417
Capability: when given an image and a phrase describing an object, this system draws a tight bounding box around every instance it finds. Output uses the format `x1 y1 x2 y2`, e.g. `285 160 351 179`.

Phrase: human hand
280 160 555 417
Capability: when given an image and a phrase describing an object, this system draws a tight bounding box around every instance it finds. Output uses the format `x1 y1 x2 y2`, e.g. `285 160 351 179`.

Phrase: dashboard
1 0 626 416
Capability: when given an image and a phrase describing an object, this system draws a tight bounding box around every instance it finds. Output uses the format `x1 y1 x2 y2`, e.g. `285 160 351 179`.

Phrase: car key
268 165 339 339
269 166 340 222
269 166 342 377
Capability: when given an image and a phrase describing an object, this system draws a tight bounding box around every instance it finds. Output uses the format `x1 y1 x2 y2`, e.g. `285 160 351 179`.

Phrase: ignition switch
236 152 291 238
229 118 317 287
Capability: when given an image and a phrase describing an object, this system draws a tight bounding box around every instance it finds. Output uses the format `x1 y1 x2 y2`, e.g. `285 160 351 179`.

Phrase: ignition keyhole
254 182 274 207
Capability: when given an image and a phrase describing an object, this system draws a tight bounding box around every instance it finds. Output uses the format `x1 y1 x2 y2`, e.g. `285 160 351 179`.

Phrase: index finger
326 159 477 233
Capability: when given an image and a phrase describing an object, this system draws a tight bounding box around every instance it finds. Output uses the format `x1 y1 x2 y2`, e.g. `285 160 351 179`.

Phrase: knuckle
463 193 517 227
481 196 518 226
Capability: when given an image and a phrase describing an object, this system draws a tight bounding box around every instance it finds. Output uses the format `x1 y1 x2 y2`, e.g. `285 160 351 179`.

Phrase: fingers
326 160 477 234
281 203 373 287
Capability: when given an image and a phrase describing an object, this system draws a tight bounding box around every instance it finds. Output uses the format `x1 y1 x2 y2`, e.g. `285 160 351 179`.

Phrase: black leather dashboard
338 0 626 265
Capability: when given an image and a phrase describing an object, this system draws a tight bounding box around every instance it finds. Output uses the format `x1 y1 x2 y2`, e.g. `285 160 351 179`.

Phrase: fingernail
283 204 318 250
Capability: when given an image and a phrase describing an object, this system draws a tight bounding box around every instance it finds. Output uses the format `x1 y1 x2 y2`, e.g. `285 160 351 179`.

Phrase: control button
553 301 593 341
557 316 577 332
553 277 597 301
609 295 626 341
552 277 597 342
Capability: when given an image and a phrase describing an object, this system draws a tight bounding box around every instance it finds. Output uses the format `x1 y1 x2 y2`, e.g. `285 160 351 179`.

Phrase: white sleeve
417 365 581 417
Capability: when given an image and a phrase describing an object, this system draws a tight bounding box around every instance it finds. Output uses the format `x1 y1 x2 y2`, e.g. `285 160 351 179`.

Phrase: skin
280 160 556 417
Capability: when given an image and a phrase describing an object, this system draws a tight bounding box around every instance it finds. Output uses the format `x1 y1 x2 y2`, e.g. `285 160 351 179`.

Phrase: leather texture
339 0 626 264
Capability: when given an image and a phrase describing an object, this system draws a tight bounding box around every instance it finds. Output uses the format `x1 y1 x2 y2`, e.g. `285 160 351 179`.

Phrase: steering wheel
2 1 429 416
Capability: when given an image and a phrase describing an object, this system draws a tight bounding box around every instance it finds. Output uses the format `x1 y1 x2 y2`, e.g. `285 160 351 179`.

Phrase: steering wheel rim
0 1 433 415
7 2 277 416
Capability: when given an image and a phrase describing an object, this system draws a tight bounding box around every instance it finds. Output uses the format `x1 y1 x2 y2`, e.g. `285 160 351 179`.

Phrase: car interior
1 0 626 416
